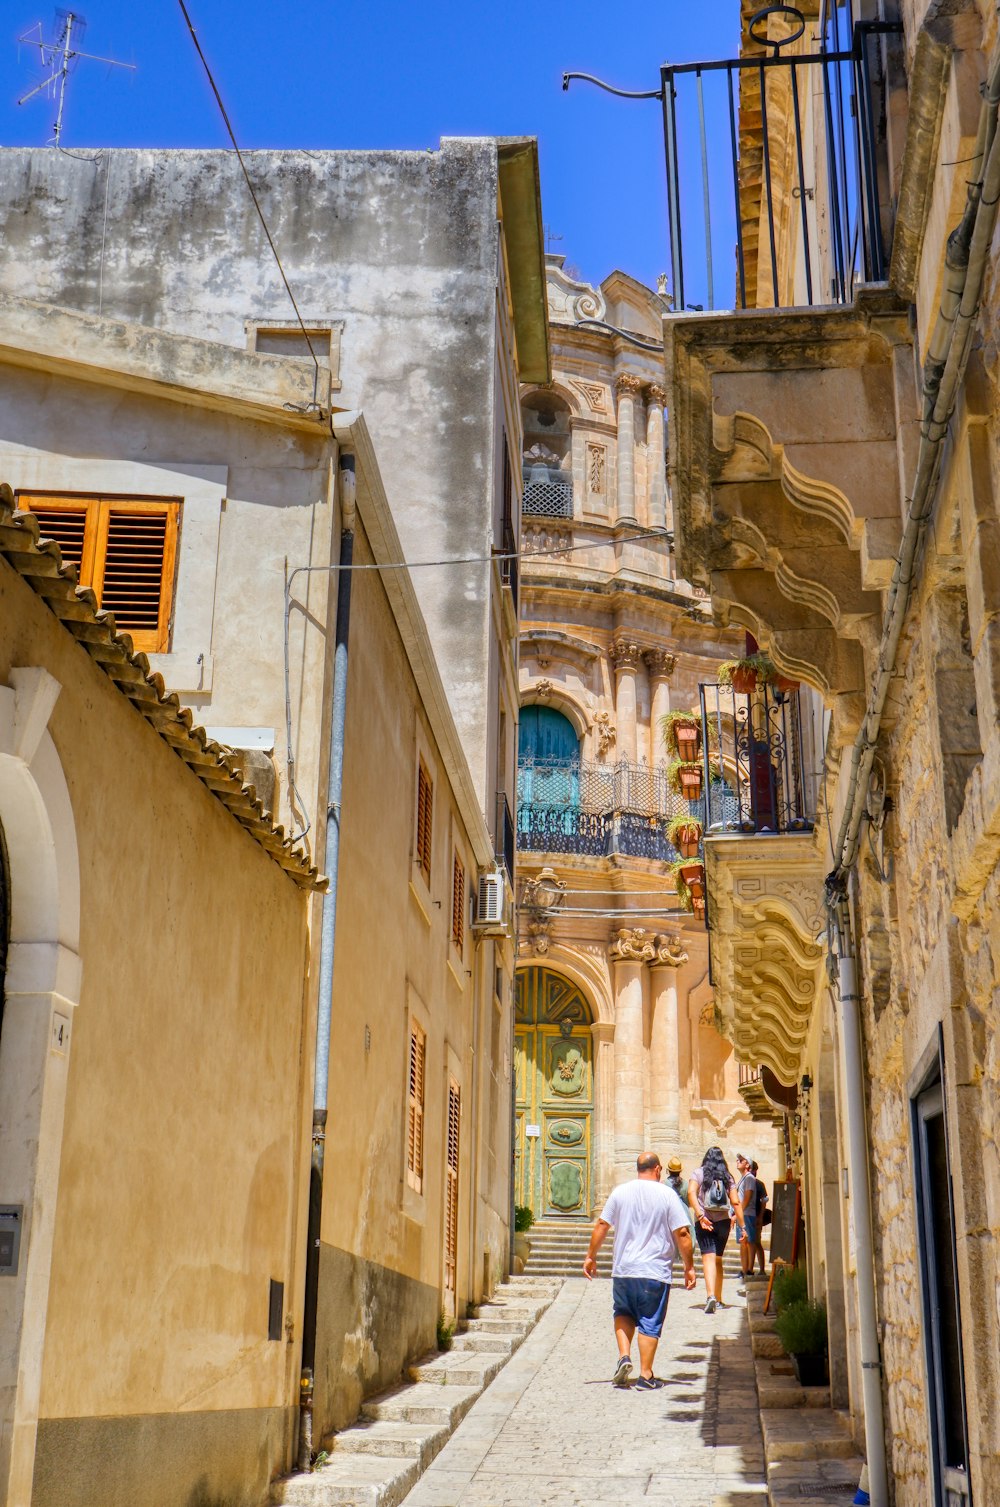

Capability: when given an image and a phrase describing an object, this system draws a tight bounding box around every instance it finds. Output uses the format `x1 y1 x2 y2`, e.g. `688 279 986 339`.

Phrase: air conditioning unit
473 868 509 936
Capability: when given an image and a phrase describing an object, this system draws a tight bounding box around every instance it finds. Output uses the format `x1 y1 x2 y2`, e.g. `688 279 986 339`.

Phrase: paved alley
401 1278 767 1507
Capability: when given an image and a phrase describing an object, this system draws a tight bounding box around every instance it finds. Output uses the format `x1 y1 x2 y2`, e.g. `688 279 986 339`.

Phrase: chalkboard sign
768 1179 802 1268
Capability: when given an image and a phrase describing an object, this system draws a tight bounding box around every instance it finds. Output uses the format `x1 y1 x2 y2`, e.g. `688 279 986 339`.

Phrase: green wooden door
515 969 593 1218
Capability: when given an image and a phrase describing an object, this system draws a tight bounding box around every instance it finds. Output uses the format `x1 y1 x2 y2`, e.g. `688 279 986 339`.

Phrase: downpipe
298 449 357 1471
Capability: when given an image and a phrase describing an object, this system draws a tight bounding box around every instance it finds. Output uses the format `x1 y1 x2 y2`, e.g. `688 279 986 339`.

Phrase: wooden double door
515 968 593 1218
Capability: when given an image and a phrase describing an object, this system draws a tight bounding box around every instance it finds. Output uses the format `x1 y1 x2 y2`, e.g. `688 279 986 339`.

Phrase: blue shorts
612 1277 670 1337
742 1214 758 1246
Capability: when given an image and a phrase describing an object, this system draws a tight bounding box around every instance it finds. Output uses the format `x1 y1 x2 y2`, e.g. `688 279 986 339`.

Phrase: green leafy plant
514 1204 534 1233
436 1311 455 1352
774 1297 828 1357
667 814 703 847
717 653 774 692
660 708 702 756
671 859 696 910
667 758 703 796
312 1450 331 1469
773 1264 809 1313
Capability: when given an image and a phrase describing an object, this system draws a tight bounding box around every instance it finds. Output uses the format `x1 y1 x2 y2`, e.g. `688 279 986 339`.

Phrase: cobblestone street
402 1279 767 1507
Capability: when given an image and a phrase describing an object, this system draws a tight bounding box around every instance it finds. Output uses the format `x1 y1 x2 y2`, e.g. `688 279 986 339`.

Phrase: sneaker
634 1375 666 1391
704 1296 717 1314
612 1356 633 1388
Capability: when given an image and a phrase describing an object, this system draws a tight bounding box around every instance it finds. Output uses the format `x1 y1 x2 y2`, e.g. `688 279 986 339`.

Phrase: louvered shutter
445 1081 461 1296
407 1023 426 1193
416 760 433 877
451 854 465 951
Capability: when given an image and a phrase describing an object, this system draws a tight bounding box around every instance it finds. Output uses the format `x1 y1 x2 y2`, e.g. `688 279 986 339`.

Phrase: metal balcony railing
516 757 710 860
699 681 815 836
522 476 573 519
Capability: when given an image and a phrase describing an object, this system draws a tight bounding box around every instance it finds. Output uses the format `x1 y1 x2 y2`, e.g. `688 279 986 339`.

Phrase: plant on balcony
660 708 702 760
667 813 703 858
667 758 704 799
671 858 706 916
774 1297 828 1387
717 652 774 695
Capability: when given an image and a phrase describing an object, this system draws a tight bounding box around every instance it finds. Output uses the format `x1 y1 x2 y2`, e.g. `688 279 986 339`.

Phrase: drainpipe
298 448 356 1471
831 890 888 1507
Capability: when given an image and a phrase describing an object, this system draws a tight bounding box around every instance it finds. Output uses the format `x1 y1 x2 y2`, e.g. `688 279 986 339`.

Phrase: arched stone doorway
514 967 594 1218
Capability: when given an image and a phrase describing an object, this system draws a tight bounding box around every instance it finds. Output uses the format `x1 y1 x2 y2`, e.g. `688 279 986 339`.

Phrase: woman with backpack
688 1146 745 1312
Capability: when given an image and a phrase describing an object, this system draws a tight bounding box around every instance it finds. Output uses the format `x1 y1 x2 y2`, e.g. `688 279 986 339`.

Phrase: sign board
0 1206 23 1276
525 1124 541 1138
768 1179 802 1268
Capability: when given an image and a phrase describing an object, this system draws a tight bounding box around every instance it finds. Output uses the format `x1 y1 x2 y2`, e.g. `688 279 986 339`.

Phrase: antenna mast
17 11 135 147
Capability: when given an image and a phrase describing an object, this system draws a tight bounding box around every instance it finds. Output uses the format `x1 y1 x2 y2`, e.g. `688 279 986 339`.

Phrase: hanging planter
771 671 801 694
672 858 705 914
660 708 702 760
667 813 703 859
718 653 774 696
668 759 703 800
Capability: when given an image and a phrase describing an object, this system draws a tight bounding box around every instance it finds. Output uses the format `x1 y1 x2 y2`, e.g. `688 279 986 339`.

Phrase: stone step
468 1299 549 1320
450 1330 519 1355
760 1408 858 1462
407 1351 504 1388
767 1454 866 1504
362 1382 480 1428
753 1332 786 1358
272 1451 417 1506
460 1316 528 1335
331 1420 449 1462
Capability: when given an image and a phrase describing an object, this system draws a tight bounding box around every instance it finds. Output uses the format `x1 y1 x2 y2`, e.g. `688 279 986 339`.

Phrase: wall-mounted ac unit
473 868 509 936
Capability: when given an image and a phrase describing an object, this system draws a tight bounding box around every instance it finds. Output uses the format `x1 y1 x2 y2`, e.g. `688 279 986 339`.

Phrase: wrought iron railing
516 757 715 859
698 681 814 835
564 5 901 313
738 1062 762 1090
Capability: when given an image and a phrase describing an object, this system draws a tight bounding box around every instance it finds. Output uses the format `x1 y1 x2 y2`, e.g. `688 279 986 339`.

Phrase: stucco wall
0 141 504 802
0 551 310 1507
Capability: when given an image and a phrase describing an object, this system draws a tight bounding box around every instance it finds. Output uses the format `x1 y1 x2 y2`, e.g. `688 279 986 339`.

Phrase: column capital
646 384 668 407
609 637 642 673
615 372 644 397
643 648 676 680
648 932 689 969
609 927 656 963
590 1019 615 1045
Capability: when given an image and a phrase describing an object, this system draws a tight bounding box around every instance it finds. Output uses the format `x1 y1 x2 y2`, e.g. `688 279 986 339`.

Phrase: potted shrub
513 1204 534 1272
667 813 703 858
672 859 705 914
773 1264 809 1313
775 1297 829 1387
718 653 774 695
668 759 703 800
660 708 702 760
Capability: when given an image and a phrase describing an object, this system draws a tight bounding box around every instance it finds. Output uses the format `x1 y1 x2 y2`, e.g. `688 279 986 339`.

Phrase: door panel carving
515 968 594 1217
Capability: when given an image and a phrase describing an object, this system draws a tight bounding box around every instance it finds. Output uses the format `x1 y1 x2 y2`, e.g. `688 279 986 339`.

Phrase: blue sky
2 2 740 303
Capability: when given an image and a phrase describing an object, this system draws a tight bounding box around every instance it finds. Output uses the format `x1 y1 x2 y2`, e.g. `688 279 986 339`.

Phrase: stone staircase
270 1275 561 1507
524 1216 747 1282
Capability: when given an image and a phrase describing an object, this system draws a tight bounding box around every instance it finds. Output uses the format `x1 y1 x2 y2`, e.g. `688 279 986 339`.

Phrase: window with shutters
451 852 465 952
406 1021 427 1194
17 493 180 654
444 1079 461 1297
415 759 433 879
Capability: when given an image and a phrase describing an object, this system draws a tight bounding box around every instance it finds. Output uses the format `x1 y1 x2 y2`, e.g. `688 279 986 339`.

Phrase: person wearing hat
665 1157 695 1234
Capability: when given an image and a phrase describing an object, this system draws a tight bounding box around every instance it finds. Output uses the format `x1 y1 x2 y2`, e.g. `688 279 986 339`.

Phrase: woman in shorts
688 1146 745 1313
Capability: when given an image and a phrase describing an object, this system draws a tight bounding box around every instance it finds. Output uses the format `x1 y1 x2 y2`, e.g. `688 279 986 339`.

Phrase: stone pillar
614 374 642 526
646 385 668 530
647 935 689 1153
644 648 676 766
609 929 655 1181
609 637 641 765
590 1020 616 1211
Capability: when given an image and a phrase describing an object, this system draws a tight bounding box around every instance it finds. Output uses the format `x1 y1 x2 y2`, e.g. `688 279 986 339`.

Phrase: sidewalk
401 1278 767 1507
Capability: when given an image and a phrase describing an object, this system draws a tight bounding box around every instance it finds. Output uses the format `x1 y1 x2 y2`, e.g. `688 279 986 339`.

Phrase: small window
416 759 433 878
406 1022 427 1194
17 493 180 654
444 1079 461 1296
451 852 465 952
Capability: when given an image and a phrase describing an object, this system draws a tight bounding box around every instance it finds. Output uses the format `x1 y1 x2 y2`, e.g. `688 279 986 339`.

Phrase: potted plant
774 1297 829 1387
667 813 703 859
668 758 704 800
718 653 774 695
513 1204 534 1272
773 1264 808 1312
660 708 702 760
671 858 706 914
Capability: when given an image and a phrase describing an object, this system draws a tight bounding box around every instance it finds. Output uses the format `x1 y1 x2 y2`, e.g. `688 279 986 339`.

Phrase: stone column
647 934 689 1152
609 637 641 766
614 374 642 526
590 1020 616 1211
610 929 655 1181
644 648 676 767
646 385 668 530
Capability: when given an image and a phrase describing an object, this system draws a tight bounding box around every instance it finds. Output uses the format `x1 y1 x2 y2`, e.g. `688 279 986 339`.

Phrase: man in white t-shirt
583 1151 697 1390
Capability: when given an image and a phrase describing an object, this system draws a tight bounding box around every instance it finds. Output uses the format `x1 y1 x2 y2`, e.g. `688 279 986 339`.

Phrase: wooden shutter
445 1080 461 1296
16 493 179 653
416 759 433 878
451 853 465 951
407 1022 426 1193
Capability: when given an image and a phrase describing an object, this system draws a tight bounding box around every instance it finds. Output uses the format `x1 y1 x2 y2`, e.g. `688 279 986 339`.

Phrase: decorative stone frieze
649 933 689 968
609 638 642 673
643 648 676 680
593 709 616 758
608 927 656 963
615 372 644 396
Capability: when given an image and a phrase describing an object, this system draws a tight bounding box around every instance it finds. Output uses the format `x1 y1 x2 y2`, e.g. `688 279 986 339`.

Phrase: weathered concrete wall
0 547 310 1507
0 142 504 803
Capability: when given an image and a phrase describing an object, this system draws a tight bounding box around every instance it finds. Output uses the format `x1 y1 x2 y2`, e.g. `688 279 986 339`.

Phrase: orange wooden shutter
445 1080 461 1295
451 854 465 950
416 760 433 877
407 1024 426 1192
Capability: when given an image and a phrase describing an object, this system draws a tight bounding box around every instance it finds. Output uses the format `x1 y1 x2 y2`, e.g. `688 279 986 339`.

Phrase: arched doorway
515 968 593 1218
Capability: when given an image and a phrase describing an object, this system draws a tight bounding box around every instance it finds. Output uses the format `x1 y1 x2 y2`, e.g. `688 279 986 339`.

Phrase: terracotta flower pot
772 674 800 694
678 768 703 799
679 862 705 901
674 724 700 758
678 837 700 859
729 666 758 695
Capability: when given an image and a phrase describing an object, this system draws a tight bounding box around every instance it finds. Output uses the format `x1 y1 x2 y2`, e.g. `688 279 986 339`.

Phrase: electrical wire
175 0 323 399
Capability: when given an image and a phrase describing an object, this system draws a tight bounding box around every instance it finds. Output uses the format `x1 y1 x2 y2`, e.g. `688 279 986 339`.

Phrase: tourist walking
665 1155 695 1233
584 1151 697 1389
734 1152 757 1296
688 1145 745 1312
751 1161 768 1276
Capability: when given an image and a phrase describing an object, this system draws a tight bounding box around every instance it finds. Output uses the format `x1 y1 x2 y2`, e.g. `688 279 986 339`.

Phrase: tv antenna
17 11 135 148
